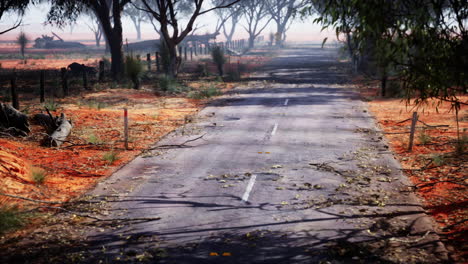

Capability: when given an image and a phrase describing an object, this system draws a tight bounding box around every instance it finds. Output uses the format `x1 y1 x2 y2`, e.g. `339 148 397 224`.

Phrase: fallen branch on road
149 134 206 150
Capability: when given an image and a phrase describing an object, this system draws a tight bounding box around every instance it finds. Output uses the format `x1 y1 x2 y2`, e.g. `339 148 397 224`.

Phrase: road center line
242 174 257 202
271 123 278 136
284 99 289 106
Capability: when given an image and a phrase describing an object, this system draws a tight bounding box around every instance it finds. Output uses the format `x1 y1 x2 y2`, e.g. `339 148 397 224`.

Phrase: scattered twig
416 180 467 189
442 219 468 231
418 120 449 128
33 206 161 222
0 192 64 204
383 131 411 134
396 118 412 124
388 231 431 243
309 162 345 176
149 134 206 150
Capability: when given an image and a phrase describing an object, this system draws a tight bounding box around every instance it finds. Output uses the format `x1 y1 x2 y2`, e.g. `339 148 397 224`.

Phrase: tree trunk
136 22 142 40
381 75 387 97
109 37 124 80
167 42 179 78
276 25 285 47
248 35 255 49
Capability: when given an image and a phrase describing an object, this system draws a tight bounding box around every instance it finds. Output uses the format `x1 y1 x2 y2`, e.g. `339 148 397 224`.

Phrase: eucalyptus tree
124 0 149 40
48 0 132 79
241 0 272 49
308 0 467 140
86 17 104 47
139 0 241 77
0 0 32 35
266 0 305 47
213 0 242 42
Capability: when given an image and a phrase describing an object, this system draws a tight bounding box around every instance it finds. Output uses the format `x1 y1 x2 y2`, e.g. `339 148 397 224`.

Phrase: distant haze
0 3 334 43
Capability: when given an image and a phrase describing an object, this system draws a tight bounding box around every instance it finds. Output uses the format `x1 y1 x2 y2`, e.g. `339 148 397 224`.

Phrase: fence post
60 67 68 97
147 53 151 71
184 46 188 61
40 70 45 103
156 52 160 72
124 108 129 150
10 73 19 110
194 44 198 56
178 46 182 59
83 71 89 90
190 47 193 61
408 112 418 152
99 60 105 82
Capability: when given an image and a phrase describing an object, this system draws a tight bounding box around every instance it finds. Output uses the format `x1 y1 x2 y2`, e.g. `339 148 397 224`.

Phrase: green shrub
0 206 27 235
195 63 209 77
418 129 431 145
188 84 221 99
431 154 445 166
0 89 11 102
125 55 144 89
101 57 111 69
224 66 241 81
102 151 119 165
82 100 107 110
157 75 185 93
456 130 467 155
211 46 226 76
44 100 59 111
88 133 103 145
31 167 46 184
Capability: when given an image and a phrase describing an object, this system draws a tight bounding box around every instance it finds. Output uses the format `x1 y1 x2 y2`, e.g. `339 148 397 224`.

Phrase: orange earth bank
368 95 467 260
0 89 204 208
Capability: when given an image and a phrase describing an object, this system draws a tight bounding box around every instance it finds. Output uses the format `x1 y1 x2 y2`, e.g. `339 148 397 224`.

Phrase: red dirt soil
0 89 203 208
360 81 467 261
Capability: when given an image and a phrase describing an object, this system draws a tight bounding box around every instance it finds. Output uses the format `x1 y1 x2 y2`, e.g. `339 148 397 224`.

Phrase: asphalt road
86 46 448 263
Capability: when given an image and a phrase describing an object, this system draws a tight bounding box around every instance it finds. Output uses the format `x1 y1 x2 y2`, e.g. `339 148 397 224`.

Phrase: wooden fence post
124 108 129 150
60 67 68 97
156 52 160 72
190 47 193 61
10 73 19 110
40 70 45 103
99 60 104 82
83 71 89 90
184 46 188 61
147 53 151 71
408 112 418 152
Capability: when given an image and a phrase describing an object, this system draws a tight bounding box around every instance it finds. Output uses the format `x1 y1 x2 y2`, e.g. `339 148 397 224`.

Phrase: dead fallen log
33 112 58 135
0 103 30 136
40 113 72 147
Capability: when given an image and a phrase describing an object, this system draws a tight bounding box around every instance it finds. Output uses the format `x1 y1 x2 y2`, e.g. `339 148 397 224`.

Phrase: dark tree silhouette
140 0 241 77
48 0 132 79
241 0 272 49
0 0 31 35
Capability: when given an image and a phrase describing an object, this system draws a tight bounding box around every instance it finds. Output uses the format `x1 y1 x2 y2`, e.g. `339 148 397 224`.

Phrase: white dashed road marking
284 99 289 106
242 174 257 202
271 123 278 136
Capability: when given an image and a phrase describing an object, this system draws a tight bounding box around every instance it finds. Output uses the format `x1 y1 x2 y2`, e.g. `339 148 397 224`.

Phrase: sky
0 2 335 44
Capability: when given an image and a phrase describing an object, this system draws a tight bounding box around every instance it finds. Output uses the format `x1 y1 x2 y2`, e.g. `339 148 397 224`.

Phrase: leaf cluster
309 0 467 109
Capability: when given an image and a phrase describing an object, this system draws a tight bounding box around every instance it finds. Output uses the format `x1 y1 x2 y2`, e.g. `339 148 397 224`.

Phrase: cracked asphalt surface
84 46 449 263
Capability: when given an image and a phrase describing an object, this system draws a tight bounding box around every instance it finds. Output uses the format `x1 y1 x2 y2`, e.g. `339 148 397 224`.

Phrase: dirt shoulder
356 79 467 262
